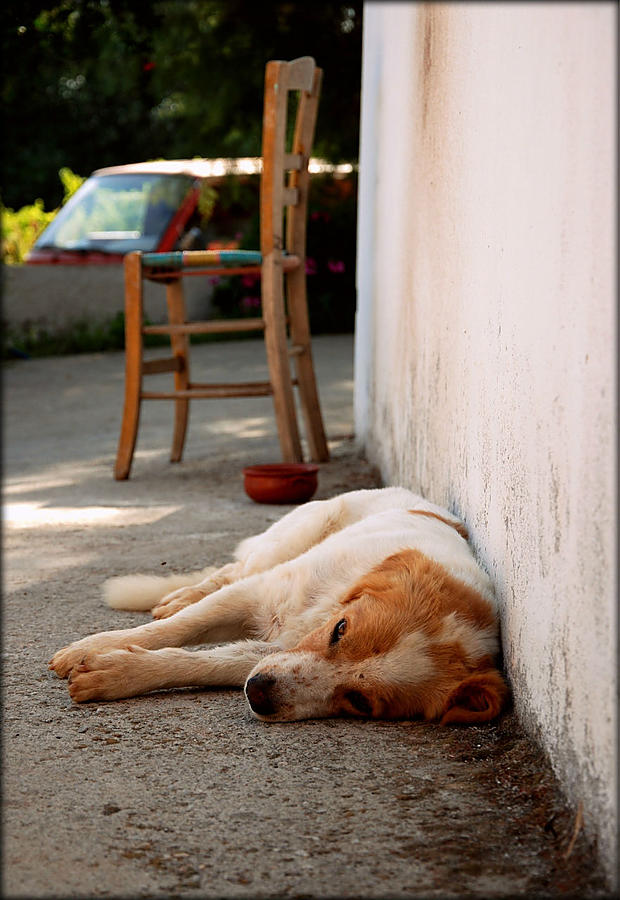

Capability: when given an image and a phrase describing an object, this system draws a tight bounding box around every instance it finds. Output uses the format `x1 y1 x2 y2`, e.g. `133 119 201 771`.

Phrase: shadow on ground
2 337 608 898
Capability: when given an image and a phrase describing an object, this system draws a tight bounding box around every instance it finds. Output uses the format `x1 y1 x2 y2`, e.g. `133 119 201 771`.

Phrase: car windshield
34 172 195 253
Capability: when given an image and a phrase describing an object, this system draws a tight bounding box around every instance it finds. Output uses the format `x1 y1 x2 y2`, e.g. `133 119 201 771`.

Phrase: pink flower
327 260 345 274
241 296 261 310
241 275 258 288
305 257 317 275
208 276 221 286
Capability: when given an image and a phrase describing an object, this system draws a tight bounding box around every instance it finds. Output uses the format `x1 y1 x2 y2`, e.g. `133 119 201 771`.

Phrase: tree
1 1 363 209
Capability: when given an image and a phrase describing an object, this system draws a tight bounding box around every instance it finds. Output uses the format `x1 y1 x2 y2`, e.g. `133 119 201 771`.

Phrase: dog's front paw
49 638 99 679
152 586 205 619
49 629 132 678
67 645 148 702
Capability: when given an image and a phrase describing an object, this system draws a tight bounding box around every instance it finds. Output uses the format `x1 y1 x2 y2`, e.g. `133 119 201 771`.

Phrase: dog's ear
440 670 508 725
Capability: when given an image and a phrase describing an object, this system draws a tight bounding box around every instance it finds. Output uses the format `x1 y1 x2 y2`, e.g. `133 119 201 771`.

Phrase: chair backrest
260 57 322 262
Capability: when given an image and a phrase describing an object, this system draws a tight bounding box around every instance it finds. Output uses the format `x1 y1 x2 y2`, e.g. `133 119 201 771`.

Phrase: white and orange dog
50 487 508 723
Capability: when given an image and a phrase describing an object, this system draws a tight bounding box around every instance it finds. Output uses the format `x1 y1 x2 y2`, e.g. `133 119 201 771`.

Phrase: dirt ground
2 337 611 898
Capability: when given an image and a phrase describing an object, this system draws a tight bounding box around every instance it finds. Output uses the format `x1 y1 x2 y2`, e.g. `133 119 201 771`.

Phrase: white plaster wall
356 1 617 884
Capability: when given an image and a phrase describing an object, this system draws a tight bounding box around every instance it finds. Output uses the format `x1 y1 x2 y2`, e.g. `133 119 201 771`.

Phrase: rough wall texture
355 2 616 885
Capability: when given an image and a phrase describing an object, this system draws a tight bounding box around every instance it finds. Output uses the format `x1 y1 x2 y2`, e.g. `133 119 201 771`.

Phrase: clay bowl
243 463 319 505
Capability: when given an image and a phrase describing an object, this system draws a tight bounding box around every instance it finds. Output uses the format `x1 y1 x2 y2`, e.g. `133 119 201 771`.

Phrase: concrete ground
2 335 609 899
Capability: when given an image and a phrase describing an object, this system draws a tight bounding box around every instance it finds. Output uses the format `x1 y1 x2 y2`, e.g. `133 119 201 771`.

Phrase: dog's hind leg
66 640 274 703
149 562 242 619
150 496 350 620
50 576 266 680
233 495 349 572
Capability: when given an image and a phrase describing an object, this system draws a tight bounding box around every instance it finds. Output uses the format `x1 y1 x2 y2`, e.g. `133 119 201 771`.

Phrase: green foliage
197 182 218 223
1 167 85 264
209 172 358 333
2 310 264 360
1 199 55 265
58 166 86 203
2 2 362 210
2 311 127 359
305 173 358 333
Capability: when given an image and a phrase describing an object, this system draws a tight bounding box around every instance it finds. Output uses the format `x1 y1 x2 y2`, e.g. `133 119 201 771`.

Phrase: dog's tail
103 567 215 611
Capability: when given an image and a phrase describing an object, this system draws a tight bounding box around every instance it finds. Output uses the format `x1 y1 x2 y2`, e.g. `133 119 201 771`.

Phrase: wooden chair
114 57 329 480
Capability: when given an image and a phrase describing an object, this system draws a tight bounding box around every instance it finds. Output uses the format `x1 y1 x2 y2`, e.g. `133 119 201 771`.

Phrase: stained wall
355 2 616 883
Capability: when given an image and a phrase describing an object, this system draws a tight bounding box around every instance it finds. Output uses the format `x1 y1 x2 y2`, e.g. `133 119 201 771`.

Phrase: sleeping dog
49 487 508 723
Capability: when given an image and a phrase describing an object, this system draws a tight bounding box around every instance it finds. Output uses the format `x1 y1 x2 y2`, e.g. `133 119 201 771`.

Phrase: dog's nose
245 673 277 717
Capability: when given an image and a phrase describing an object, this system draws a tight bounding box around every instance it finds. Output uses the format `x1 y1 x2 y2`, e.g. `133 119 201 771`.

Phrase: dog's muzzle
244 650 336 721
245 672 277 717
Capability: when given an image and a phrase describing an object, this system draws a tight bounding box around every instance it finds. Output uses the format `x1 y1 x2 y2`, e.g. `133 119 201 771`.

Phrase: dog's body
50 487 507 723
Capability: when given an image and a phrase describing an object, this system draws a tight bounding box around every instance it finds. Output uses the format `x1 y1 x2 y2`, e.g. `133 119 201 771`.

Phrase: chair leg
114 252 144 480
286 266 329 461
262 255 303 462
165 279 190 463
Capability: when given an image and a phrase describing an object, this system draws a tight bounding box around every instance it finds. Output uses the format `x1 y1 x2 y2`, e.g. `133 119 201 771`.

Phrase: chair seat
143 252 301 282
142 249 264 268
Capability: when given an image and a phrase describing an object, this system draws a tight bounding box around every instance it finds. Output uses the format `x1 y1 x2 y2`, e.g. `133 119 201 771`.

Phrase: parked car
25 157 356 266
24 158 263 265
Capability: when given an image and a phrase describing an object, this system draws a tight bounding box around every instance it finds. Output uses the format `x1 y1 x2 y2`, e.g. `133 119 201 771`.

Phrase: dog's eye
343 690 373 716
330 618 347 645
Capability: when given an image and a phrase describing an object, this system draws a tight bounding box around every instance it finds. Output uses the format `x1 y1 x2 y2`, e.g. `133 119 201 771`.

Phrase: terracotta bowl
243 463 319 505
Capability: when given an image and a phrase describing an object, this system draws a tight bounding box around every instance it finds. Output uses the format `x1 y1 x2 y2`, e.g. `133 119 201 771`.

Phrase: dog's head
244 549 508 723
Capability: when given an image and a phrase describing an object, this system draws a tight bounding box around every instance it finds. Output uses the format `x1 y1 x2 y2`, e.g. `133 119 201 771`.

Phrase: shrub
209 171 358 334
2 311 127 359
1 200 55 265
1 167 85 264
1 311 256 360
